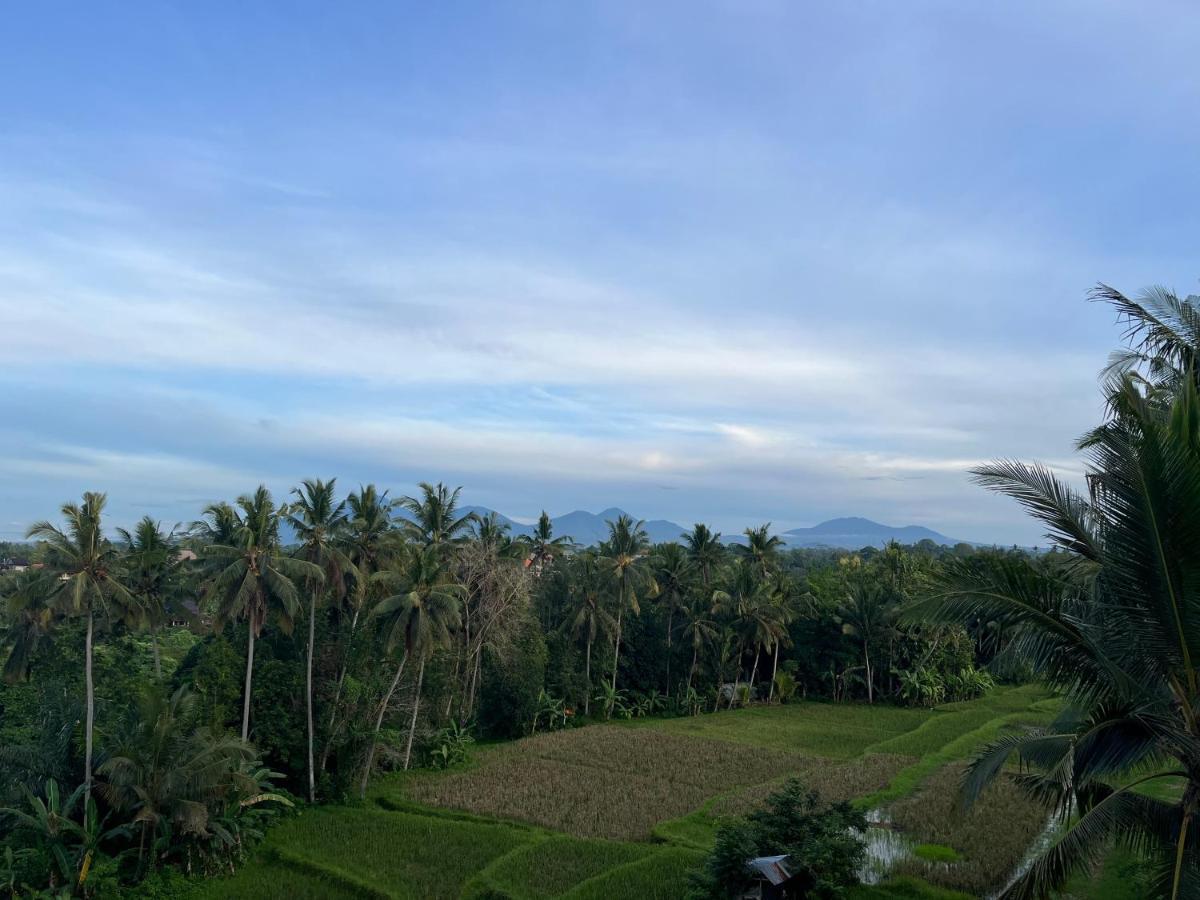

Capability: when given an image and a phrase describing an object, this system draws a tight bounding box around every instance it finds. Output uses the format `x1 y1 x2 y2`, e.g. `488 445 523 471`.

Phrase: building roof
747 855 794 886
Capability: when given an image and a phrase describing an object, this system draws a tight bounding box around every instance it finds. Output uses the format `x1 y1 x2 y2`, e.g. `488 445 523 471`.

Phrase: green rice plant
198 858 370 899
913 844 961 863
254 807 531 899
847 875 973 899
466 834 654 898
559 847 704 900
638 698 931 758
889 764 1048 896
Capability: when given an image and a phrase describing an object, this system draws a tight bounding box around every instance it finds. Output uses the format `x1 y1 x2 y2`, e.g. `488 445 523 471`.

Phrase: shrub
690 778 867 899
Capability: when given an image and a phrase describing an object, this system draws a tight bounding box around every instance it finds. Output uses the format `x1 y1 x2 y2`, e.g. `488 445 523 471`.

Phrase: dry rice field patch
400 726 823 840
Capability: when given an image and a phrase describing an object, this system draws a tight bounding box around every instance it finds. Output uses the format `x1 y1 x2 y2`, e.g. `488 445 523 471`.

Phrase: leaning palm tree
284 477 355 803
652 542 692 696
521 511 573 576
25 493 134 809
562 551 613 716
397 482 476 549
202 486 322 741
117 517 180 681
600 515 658 716
684 523 724 588
360 545 463 795
912 285 1200 899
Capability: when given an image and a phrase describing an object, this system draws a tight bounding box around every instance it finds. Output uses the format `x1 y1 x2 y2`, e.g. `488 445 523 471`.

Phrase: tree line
0 476 1012 893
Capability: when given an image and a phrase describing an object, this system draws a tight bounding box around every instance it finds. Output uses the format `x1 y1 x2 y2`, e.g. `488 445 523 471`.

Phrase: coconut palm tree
202 486 322 741
737 524 785 576
652 542 692 696
600 515 658 716
284 478 355 804
397 482 476 549
712 561 776 707
361 545 463 795
521 511 573 576
684 523 724 588
98 685 286 874
321 484 395 774
910 285 1200 899
25 493 134 809
563 551 613 716
1 569 58 683
835 582 895 704
680 603 719 693
117 517 180 681
473 511 523 559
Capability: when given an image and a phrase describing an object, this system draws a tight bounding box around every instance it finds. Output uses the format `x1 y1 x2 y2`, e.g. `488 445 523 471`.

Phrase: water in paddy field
859 809 915 884
991 809 1065 899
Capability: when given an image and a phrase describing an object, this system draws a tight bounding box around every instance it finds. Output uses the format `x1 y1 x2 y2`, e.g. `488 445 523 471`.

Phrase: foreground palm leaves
915 286 1200 899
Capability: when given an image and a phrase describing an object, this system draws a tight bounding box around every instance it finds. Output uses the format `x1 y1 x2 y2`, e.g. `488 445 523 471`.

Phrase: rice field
192 685 1063 900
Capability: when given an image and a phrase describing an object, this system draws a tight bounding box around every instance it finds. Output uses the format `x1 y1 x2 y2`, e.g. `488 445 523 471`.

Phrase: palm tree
600 515 658 716
652 542 692 696
1 569 58 683
117 517 180 681
522 511 573 576
737 524 784 576
910 285 1200 898
361 545 463 795
284 478 355 804
684 523 724 588
98 685 285 873
321 484 395 774
563 551 613 716
680 603 719 693
835 582 895 704
397 482 476 549
202 486 322 741
712 561 776 707
25 493 134 809
473 511 523 559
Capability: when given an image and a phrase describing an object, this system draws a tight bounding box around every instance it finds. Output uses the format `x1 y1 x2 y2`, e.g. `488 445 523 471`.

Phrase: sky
2 1 1199 546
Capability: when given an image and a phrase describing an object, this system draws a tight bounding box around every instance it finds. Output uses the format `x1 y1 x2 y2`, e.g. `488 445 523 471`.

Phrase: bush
690 778 867 899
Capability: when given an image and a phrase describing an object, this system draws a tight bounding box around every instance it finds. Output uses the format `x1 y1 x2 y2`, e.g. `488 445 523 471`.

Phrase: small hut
740 855 799 900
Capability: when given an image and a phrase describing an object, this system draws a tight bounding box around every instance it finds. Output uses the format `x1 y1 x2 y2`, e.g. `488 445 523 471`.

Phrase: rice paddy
191 685 1064 899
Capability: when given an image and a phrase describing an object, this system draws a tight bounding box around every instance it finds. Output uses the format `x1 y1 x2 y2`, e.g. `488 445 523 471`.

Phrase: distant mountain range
461 507 971 550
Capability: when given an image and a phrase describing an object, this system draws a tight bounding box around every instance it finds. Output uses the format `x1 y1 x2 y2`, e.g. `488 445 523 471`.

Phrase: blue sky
2 1 1199 545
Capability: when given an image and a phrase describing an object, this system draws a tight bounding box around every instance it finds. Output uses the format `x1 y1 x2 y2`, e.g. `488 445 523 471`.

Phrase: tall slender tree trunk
360 653 407 798
151 627 162 681
444 649 460 719
749 643 762 699
306 589 317 804
864 640 874 704
665 606 674 697
728 644 741 709
688 643 698 692
609 603 624 717
584 637 592 716
242 620 256 741
84 608 95 811
768 644 779 702
404 658 426 771
321 606 361 774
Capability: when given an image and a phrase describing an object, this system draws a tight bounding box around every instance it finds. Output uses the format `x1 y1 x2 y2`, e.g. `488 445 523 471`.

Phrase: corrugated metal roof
747 854 794 886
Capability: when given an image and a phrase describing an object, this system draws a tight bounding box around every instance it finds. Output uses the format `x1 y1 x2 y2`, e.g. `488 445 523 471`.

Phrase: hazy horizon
4 2 1200 545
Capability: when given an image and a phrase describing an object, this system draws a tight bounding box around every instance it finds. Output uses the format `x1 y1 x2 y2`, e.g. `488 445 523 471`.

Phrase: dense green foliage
912 285 1200 898
690 779 867 899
